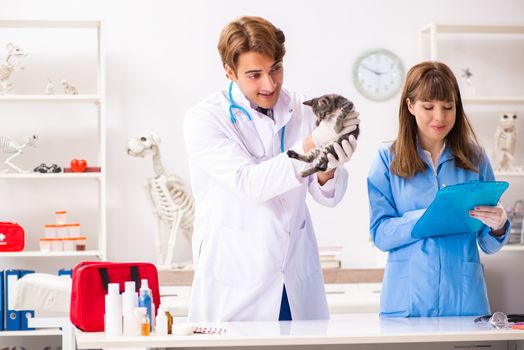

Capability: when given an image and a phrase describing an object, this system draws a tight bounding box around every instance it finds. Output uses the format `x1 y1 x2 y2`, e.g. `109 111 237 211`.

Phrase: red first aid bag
0 222 25 252
70 261 160 332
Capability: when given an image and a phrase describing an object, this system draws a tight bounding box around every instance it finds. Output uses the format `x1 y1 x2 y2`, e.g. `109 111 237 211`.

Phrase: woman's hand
469 203 508 234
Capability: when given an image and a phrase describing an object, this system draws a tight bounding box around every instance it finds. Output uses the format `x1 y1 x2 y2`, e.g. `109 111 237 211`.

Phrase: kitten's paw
287 150 299 159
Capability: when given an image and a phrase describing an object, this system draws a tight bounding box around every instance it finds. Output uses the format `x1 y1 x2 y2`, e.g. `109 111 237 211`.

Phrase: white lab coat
183 82 349 322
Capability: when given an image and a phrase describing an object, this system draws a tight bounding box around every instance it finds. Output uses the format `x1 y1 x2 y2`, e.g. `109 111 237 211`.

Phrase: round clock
352 49 404 101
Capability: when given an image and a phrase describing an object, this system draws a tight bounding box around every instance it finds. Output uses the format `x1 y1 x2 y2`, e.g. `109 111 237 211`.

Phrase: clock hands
361 64 387 76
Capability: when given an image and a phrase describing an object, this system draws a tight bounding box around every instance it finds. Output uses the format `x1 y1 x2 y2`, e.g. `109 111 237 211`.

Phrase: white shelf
0 329 61 337
501 245 524 251
420 23 524 34
419 22 524 61
0 172 102 179
0 250 103 258
463 97 524 104
494 171 524 177
0 20 100 29
0 95 102 103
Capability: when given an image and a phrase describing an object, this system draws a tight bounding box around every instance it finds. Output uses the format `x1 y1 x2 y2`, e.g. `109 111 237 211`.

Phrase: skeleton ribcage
0 136 17 153
151 175 194 234
0 64 13 81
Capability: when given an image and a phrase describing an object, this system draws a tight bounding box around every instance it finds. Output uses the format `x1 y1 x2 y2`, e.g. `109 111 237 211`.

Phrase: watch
352 49 404 101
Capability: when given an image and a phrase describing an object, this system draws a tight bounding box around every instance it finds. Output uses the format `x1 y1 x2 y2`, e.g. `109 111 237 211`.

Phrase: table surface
75 313 524 348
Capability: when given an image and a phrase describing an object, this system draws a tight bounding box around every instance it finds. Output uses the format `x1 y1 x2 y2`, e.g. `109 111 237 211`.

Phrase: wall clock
352 49 404 101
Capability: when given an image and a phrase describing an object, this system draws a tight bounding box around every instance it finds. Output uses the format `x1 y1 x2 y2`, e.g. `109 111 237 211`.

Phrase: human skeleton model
127 133 194 269
493 113 518 171
0 135 38 173
0 43 28 94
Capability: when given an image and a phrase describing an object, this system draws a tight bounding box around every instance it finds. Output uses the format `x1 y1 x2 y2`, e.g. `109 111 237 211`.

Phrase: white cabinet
419 22 524 251
0 20 105 346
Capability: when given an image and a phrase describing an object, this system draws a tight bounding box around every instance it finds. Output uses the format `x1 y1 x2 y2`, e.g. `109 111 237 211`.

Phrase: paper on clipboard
411 181 509 238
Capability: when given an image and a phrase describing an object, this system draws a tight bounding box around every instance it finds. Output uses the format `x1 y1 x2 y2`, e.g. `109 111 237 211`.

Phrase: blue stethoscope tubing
228 81 285 154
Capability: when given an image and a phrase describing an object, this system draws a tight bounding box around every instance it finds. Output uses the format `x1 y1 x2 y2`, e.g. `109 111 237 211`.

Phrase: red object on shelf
64 166 101 173
70 159 87 172
0 222 25 252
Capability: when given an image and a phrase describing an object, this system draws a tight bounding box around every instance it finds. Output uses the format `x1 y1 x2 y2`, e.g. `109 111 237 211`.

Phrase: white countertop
75 313 524 348
159 283 382 316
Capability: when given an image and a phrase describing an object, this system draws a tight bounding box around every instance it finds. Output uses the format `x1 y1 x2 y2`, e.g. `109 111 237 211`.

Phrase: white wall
1 0 523 309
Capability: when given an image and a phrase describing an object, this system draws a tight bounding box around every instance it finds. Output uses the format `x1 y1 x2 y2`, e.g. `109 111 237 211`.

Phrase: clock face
353 49 404 101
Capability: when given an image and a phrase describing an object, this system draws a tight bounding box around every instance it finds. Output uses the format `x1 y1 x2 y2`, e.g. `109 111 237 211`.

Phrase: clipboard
411 181 509 238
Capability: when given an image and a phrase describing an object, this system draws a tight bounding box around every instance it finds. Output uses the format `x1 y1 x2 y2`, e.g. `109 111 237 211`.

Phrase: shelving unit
0 94 101 103
0 20 105 347
462 97 524 105
419 22 524 250
0 329 61 337
419 23 524 60
0 250 103 257
501 244 524 252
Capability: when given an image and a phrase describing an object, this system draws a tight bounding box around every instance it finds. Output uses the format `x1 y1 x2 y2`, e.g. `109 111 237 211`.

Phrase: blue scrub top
367 143 509 318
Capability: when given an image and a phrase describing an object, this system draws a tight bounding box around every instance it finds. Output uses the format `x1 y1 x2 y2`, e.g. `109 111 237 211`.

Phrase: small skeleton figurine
44 77 54 95
0 135 38 173
0 43 28 95
61 79 78 95
461 68 473 85
461 68 475 96
493 112 518 171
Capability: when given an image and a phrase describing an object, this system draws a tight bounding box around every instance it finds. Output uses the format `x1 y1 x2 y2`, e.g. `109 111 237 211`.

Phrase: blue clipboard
411 181 509 238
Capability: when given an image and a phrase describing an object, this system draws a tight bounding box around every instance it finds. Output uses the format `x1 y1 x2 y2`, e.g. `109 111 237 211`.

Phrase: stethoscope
228 81 285 159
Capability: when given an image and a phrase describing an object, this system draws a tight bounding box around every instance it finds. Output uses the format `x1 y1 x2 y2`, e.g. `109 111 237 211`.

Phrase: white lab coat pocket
283 225 320 281
213 226 275 288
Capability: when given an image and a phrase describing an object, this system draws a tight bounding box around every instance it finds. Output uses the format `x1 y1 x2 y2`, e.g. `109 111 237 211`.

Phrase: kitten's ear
303 98 316 107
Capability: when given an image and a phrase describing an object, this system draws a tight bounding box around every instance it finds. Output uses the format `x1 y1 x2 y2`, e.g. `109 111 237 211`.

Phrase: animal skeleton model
0 43 28 94
0 135 38 173
493 113 518 171
61 79 78 95
127 133 194 269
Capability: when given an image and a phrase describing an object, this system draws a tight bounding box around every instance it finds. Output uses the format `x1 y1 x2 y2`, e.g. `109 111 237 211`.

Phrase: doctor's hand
469 203 508 235
326 136 357 169
311 111 360 146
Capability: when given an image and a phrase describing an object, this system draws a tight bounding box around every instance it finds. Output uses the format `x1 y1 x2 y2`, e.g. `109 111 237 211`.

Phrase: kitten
287 94 360 177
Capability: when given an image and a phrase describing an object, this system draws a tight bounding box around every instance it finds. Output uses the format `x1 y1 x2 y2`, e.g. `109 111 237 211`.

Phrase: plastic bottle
122 281 139 336
135 307 150 336
104 283 122 336
166 307 174 335
138 279 153 330
155 305 168 336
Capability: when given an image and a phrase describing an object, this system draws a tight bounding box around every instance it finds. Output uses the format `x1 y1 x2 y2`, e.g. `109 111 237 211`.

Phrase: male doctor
183 16 359 322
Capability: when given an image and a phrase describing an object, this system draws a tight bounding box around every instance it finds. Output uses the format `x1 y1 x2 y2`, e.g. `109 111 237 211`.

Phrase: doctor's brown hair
390 61 481 178
218 16 286 75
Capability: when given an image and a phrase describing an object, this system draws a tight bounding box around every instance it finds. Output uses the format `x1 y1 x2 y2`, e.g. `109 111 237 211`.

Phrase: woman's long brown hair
390 61 481 178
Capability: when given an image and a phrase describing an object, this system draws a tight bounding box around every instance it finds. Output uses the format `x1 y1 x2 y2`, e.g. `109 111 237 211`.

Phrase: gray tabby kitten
287 94 360 177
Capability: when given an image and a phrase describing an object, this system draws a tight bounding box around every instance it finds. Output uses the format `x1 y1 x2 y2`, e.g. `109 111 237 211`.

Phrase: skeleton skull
127 133 161 157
